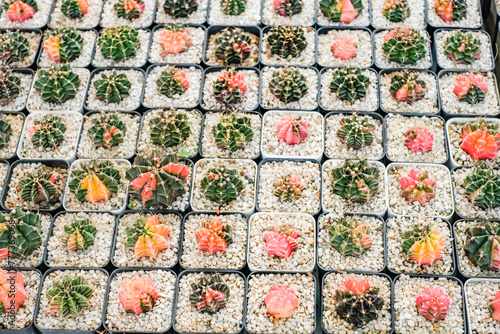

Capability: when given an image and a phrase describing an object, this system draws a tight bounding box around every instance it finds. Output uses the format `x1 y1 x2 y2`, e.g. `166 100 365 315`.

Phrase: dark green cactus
337 114 375 150
331 159 380 204
200 166 244 204
61 0 86 19
0 31 30 66
214 28 252 65
61 218 97 251
33 64 81 104
46 275 93 317
149 110 192 149
93 70 131 104
382 28 427 65
19 168 57 207
189 274 229 314
269 67 308 104
156 68 188 98
464 220 500 271
266 26 307 60
0 207 43 259
0 69 21 105
212 113 254 152
329 68 369 103
87 113 127 149
464 166 500 210
30 114 67 149
98 27 141 62
0 116 12 149
382 0 410 22
444 31 481 64
163 0 198 18
220 0 246 16
335 286 384 326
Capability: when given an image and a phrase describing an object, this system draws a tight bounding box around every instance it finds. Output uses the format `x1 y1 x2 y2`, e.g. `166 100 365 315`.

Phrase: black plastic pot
0 112 25 162
0 29 42 69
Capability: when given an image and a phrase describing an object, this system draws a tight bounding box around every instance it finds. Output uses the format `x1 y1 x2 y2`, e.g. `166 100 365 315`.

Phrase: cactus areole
264 285 299 318
189 274 229 314
465 221 500 271
415 287 450 322
0 269 27 314
196 218 233 254
263 224 299 258
399 169 436 205
119 275 158 315
402 224 444 266
460 120 500 161
125 215 171 259
489 291 500 321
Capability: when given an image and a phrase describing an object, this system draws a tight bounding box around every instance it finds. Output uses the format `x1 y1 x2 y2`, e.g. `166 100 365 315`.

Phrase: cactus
124 215 171 259
329 68 369 103
163 0 198 18
0 269 27 314
212 113 254 152
489 291 500 321
159 24 192 56
319 0 364 23
264 285 299 318
331 35 357 60
214 28 252 65
47 275 93 317
434 0 466 22
399 169 436 205
382 0 410 22
189 274 229 314
0 31 30 66
118 275 158 315
444 31 481 64
389 71 426 105
269 67 308 104
87 114 127 149
221 0 246 16
382 28 427 65
329 217 372 257
266 26 307 60
331 159 380 204
3 0 37 22
274 175 305 202
196 218 233 254
200 167 244 204
93 70 131 104
213 70 248 105
460 120 500 160
415 287 450 322
148 109 192 149
29 114 67 149
33 64 81 104
19 169 57 207
465 220 500 271
335 278 385 326
404 127 434 153
126 150 190 208
68 160 121 204
61 219 97 251
463 166 500 209
263 224 299 258
337 114 375 150
0 69 21 105
0 207 42 259
61 0 88 18
273 0 302 17
114 0 145 20
402 224 444 266
98 26 140 62
43 28 84 63
453 73 488 105
0 116 12 149
156 68 189 98
276 114 308 145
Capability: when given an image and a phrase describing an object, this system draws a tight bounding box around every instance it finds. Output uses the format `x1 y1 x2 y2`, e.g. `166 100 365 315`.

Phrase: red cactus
195 218 233 255
434 0 453 22
331 35 357 60
0 269 27 313
338 278 371 295
460 121 500 160
415 287 450 322
404 127 434 153
453 73 488 100
490 291 500 321
276 114 309 145
118 275 159 315
264 285 299 318
399 169 436 205
132 216 170 259
263 224 299 258
6 1 36 22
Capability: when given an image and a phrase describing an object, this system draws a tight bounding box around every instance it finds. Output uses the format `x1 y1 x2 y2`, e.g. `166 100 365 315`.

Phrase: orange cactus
118 275 158 315
0 269 27 313
174 71 190 91
403 225 444 266
76 0 89 13
195 218 233 254
338 278 370 295
264 285 299 318
159 27 192 56
331 35 357 60
460 120 500 160
434 0 453 22
6 1 36 22
453 73 488 100
125 216 170 259
80 174 110 204
43 36 61 63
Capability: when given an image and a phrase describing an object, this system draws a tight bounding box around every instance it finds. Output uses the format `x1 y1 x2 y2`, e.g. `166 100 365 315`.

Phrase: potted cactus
434 29 493 71
261 26 315 66
386 163 454 219
100 0 155 28
137 108 202 158
63 159 130 213
208 0 261 25
45 212 115 268
318 213 385 272
48 0 103 29
465 279 500 332
245 272 315 334
393 275 465 333
371 0 426 29
386 216 454 275
385 113 448 163
247 212 316 272
0 69 33 112
142 65 201 109
256 160 321 214
18 112 83 160
427 0 482 28
0 113 24 159
92 26 151 68
374 27 432 69
317 0 370 27
262 0 315 26
317 28 373 68
205 27 260 67
260 66 318 110
105 269 176 332
0 30 41 67
322 273 392 333
155 0 208 24
322 159 387 216
77 112 140 159
0 0 51 28
180 212 247 269
149 24 205 64
36 269 108 331
113 212 181 268
190 158 257 214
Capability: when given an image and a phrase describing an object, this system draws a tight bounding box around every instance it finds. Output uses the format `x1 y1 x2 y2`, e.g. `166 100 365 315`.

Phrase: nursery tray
0 69 35 113
150 24 206 65
0 111 25 162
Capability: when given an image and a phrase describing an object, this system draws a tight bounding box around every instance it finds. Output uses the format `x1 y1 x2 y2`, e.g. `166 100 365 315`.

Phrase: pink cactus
338 278 371 295
453 73 488 100
263 225 299 258
273 0 288 16
159 28 192 56
6 1 35 22
404 127 434 153
264 285 299 318
399 169 436 205
415 287 450 322
174 71 190 91
338 0 358 23
0 269 27 313
384 27 411 42
276 114 309 145
331 35 357 60
490 291 500 321
118 275 159 315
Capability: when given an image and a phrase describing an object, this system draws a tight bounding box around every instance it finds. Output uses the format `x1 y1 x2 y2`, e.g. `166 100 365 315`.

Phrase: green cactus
0 69 21 105
68 160 121 203
87 113 127 149
44 28 84 63
389 71 426 104
220 0 246 16
200 166 244 204
61 0 86 18
335 286 384 326
2 0 38 13
0 116 12 149
337 115 375 150
114 0 145 20
0 31 30 66
46 275 93 317
149 110 191 149
98 27 141 62
329 68 369 103
329 217 372 257
212 113 254 152
464 166 500 209
274 0 302 17
269 67 308 104
458 82 486 105
19 168 57 207
382 0 410 22
189 274 229 314
464 220 500 271
214 28 253 65
319 0 364 22
93 70 131 104
444 31 481 64
382 28 427 65
30 114 67 149
331 160 380 204
163 0 198 18
0 207 43 259
452 0 467 21
61 219 97 251
266 26 307 60
156 68 188 98
33 64 81 104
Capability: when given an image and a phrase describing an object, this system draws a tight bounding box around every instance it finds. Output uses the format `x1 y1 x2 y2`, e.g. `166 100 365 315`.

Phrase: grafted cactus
337 114 375 150
273 0 302 17
61 218 97 251
200 167 244 204
124 215 171 259
263 224 299 258
189 274 229 314
114 0 145 20
389 71 426 105
382 0 410 22
29 114 67 149
276 114 308 145
463 166 500 209
444 31 481 64
465 220 500 271
329 217 372 257
196 218 233 254
0 31 30 65
402 224 444 266
212 113 254 152
19 169 57 207
434 0 467 22
148 109 192 149
159 24 192 56
399 169 436 205
331 160 380 204
274 175 305 202
3 0 38 22
266 26 307 60
61 0 89 18
213 70 247 105
382 28 427 65
415 288 450 322
0 269 27 314
156 68 189 98
264 285 298 318
33 64 81 104
460 120 500 160
404 127 434 153
220 0 246 15
0 69 21 105
319 0 364 23
214 28 252 65
93 70 131 104
43 28 84 63
47 275 93 317
163 0 198 18
453 73 488 105
330 68 369 103
87 113 127 149
98 27 141 62
269 67 308 104
118 275 158 315
0 207 43 259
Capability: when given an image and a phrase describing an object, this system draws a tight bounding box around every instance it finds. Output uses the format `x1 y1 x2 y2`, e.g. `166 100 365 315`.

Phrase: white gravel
155 0 208 23
262 0 314 25
100 0 156 27
426 0 482 28
0 113 24 159
92 28 150 67
49 0 103 28
208 0 260 25
372 0 426 28
0 0 52 28
0 31 40 68
205 28 259 66
38 30 96 68
316 0 371 26
0 162 7 195
465 280 500 333
149 25 204 64
317 29 373 67
0 72 32 112
261 27 316 66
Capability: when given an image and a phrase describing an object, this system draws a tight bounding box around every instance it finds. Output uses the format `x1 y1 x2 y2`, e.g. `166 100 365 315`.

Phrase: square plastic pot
46 1 103 30
0 112 25 162
464 277 500 333
315 0 372 28
0 69 34 113
426 0 482 29
0 29 41 68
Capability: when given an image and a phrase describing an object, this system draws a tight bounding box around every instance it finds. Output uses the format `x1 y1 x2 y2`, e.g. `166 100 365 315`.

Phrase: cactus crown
214 27 252 65
118 275 158 315
61 218 97 251
114 0 145 20
331 159 380 204
389 71 426 105
149 109 192 149
124 215 171 259
274 0 302 17
434 0 467 23
163 0 198 18
465 220 500 271
337 114 375 150
0 207 42 259
220 0 246 16
382 28 427 65
33 64 81 104
159 24 192 56
0 269 27 314
415 287 450 322
399 169 436 205
156 68 189 98
213 70 248 105
43 28 84 63
0 31 30 66
266 26 307 60
463 166 500 209
200 166 244 204
402 224 444 266
269 67 308 104
329 217 372 257
329 68 369 103
61 0 88 19
0 116 12 149
274 174 305 202
98 27 140 62
93 70 131 104
212 112 254 152
444 31 481 64
382 0 410 22
319 0 364 23
0 69 21 105
453 73 488 105
190 274 230 314
196 218 233 254
87 113 127 149
47 275 93 317
30 114 67 149
460 120 500 160
19 168 57 207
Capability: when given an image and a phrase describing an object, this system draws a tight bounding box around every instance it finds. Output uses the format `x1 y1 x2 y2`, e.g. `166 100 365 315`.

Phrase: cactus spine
33 64 81 104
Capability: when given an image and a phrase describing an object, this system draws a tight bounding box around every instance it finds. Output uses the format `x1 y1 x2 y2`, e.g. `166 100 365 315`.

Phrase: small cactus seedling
93 70 132 104
465 220 500 271
329 67 369 103
221 0 246 16
0 269 27 314
43 28 84 63
3 0 37 22
0 207 42 259
444 31 481 64
163 0 198 18
460 120 500 160
98 27 141 62
156 68 190 98
124 215 171 259
273 0 302 17
489 291 500 321
389 71 426 105
434 0 466 22
382 28 428 65
463 166 500 209
47 275 93 317
264 285 299 318
329 217 372 257
331 159 380 204
200 167 244 204
29 114 67 149
415 287 450 322
148 109 192 149
337 114 375 150
453 73 488 105
213 70 248 105
189 274 229 314
33 64 81 104
196 218 233 254
118 275 158 315
159 24 192 56
0 69 21 105
68 160 121 204
274 175 305 202
0 31 30 66
263 224 299 258
382 0 410 22
276 114 309 145
404 127 434 153
61 218 97 251
114 0 145 20
87 113 127 149
266 26 307 60
399 169 436 205
331 35 357 60
402 224 444 266
0 116 12 149
319 0 364 23
214 28 253 65
269 67 308 104
212 113 254 152
61 0 88 18
19 169 57 207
